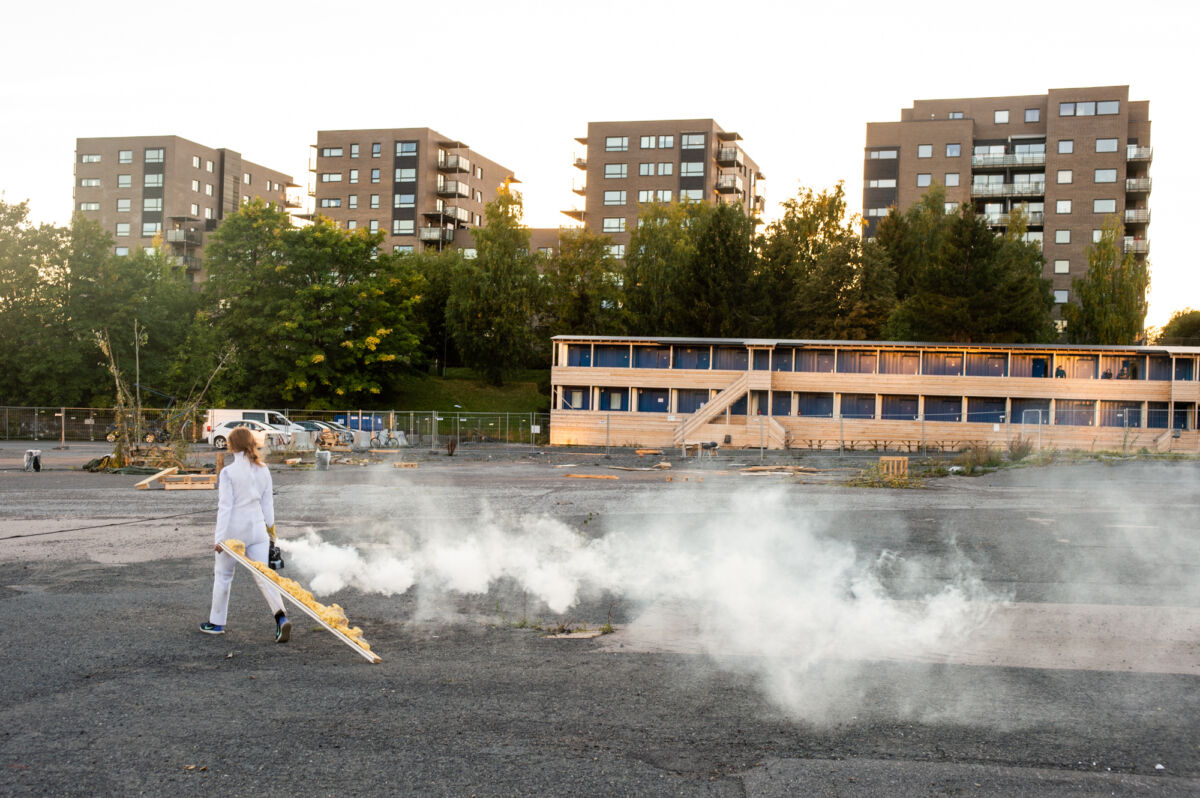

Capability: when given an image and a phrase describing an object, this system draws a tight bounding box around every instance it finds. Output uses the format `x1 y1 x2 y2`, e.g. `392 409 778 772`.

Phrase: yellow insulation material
222 539 373 652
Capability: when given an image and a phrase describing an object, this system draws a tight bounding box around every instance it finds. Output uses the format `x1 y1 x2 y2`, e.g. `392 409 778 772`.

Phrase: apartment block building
73 135 296 280
563 119 765 256
863 86 1151 314
310 128 516 254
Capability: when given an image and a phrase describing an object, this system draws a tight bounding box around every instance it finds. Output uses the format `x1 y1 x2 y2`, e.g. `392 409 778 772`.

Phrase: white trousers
208 538 286 626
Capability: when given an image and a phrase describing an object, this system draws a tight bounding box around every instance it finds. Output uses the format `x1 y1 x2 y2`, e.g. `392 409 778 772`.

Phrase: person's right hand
214 543 223 553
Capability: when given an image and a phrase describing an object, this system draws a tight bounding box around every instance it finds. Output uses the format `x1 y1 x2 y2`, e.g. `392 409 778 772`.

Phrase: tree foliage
1061 216 1150 345
543 227 622 336
1157 308 1200 346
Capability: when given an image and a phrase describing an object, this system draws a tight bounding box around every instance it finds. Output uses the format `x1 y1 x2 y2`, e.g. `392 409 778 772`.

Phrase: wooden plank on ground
564 473 619 480
135 467 177 490
219 542 381 664
162 474 217 490
392 462 418 469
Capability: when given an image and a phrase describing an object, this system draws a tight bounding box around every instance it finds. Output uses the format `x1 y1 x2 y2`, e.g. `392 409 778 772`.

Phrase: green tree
621 201 708 335
544 227 621 336
445 184 544 384
408 248 466 373
674 202 762 337
1062 216 1150 345
1157 308 1200 345
873 185 952 302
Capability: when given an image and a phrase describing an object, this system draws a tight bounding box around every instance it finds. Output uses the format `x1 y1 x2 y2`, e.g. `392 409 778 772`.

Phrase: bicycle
369 429 401 448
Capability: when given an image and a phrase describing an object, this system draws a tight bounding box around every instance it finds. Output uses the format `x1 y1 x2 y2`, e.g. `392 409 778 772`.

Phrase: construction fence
0 407 552 449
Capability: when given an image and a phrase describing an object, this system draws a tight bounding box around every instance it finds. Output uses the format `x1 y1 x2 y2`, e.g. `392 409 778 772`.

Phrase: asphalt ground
1 442 1199 796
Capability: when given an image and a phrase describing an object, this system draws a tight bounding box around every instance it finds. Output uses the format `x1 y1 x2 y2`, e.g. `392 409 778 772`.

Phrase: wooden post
215 452 226 475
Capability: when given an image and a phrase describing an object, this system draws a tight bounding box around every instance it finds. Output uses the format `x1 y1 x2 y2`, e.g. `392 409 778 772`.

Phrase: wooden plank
134 467 177 490
219 542 380 664
391 462 418 469
564 473 619 480
162 474 218 491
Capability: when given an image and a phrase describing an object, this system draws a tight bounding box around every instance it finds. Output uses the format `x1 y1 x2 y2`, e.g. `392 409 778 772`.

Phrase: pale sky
2 0 1193 327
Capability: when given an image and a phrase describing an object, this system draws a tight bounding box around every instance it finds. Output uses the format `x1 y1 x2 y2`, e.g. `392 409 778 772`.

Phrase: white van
204 409 301 444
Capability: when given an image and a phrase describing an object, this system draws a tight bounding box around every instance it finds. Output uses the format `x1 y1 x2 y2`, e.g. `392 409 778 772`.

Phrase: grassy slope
391 368 550 413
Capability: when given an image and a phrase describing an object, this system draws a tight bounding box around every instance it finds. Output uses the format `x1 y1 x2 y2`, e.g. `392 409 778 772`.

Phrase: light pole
454 404 462 449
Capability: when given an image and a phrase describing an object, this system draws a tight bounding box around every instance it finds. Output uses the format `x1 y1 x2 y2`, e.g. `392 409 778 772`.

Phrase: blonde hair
227 426 264 467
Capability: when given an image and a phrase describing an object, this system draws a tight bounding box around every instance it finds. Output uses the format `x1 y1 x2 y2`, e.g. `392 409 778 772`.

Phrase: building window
395 142 417 157
349 169 358 184
143 198 163 211
189 203 198 215
916 173 931 187
637 190 654 203
394 168 415 182
680 133 705 149
368 194 378 209
242 172 251 184
115 246 129 256
865 207 890 217
141 221 161 237
1094 199 1117 214
79 177 100 187
117 199 130 212
205 183 214 196
474 191 482 203
1055 229 1070 244
347 220 356 230
1059 102 1075 116
994 110 1009 124
474 166 482 179
473 213 481 225
604 190 626 205
343 195 355 209
607 244 626 258
604 163 627 179
654 189 671 202
119 150 132 164
370 169 380 183
1094 168 1117 183
605 136 628 152
943 202 957 214
868 149 898 159
601 217 626 233
946 143 961 157
369 220 380 233
638 163 653 176
680 162 704 178
80 153 101 163
1054 290 1069 304
1056 199 1072 214
371 143 381 158
144 148 164 163
394 245 414 254
1025 108 1040 122
868 178 897 188
1095 138 1119 153
1093 229 1103 243
204 207 214 219
320 173 342 183
392 220 414 235
944 173 959 187
680 189 703 201
1057 170 1073 184
1054 259 1070 274
949 111 964 119
1098 100 1120 115
186 179 197 192
79 201 99 211
204 159 214 172
144 173 163 188
393 194 413 208
318 198 342 208
320 147 343 158
350 144 359 158
1058 139 1074 155
917 144 932 158
116 223 130 237
658 162 673 176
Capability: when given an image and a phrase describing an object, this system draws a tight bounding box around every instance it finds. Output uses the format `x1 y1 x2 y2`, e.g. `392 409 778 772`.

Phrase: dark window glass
1174 359 1194 381
633 347 670 369
1148 357 1172 380
966 397 1006 424
772 349 794 372
675 389 710 414
881 395 919 420
598 387 628 411
1011 398 1050 424
796 392 834 418
771 392 792 416
1147 402 1169 428
753 350 771 371
1055 399 1095 426
841 393 876 419
594 345 630 368
1099 401 1141 427
925 396 963 422
562 386 590 410
673 347 710 369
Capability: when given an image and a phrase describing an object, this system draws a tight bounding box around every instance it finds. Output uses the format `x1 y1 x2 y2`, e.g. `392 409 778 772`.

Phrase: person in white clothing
200 426 291 643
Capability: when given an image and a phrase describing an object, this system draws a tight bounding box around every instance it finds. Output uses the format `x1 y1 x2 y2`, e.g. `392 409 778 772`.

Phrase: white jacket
213 452 275 545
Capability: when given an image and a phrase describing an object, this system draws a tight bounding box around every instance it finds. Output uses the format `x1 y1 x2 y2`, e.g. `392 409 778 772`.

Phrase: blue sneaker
199 622 224 635
275 613 291 644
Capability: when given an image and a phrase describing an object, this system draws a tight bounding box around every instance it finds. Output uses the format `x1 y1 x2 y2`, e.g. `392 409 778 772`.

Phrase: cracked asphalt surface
1 443 1198 796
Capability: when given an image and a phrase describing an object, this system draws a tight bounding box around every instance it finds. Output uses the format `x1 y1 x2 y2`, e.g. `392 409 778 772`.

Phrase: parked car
207 419 277 450
204 409 299 444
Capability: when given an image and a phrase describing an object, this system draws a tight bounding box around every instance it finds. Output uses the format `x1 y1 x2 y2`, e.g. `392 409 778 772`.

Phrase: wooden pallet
135 466 217 490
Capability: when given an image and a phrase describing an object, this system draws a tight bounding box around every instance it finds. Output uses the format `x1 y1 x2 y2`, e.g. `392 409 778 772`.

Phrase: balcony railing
1123 237 1150 254
715 173 744 194
716 147 743 167
571 180 586 196
561 208 585 222
971 153 1047 168
418 227 455 243
982 211 1044 226
573 155 587 170
1125 208 1151 224
1127 146 1153 162
1126 177 1152 192
436 180 470 198
438 154 470 174
173 255 200 271
970 182 1046 198
423 206 470 224
165 229 200 246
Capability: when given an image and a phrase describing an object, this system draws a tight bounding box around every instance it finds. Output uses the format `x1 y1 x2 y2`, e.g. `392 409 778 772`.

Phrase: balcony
1126 177 1152 193
1125 208 1151 224
982 211 1044 227
970 182 1045 199
1123 237 1150 254
165 229 200 246
573 155 587 170
971 153 1047 168
436 180 470 198
422 206 470 224
1127 146 1153 162
173 254 200 271
283 195 302 208
571 180 586 196
438 154 470 174
715 173 745 194
716 147 743 167
561 208 586 222
419 227 455 244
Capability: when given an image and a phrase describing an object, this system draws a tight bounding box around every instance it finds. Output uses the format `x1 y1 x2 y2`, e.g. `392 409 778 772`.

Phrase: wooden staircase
673 372 750 445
